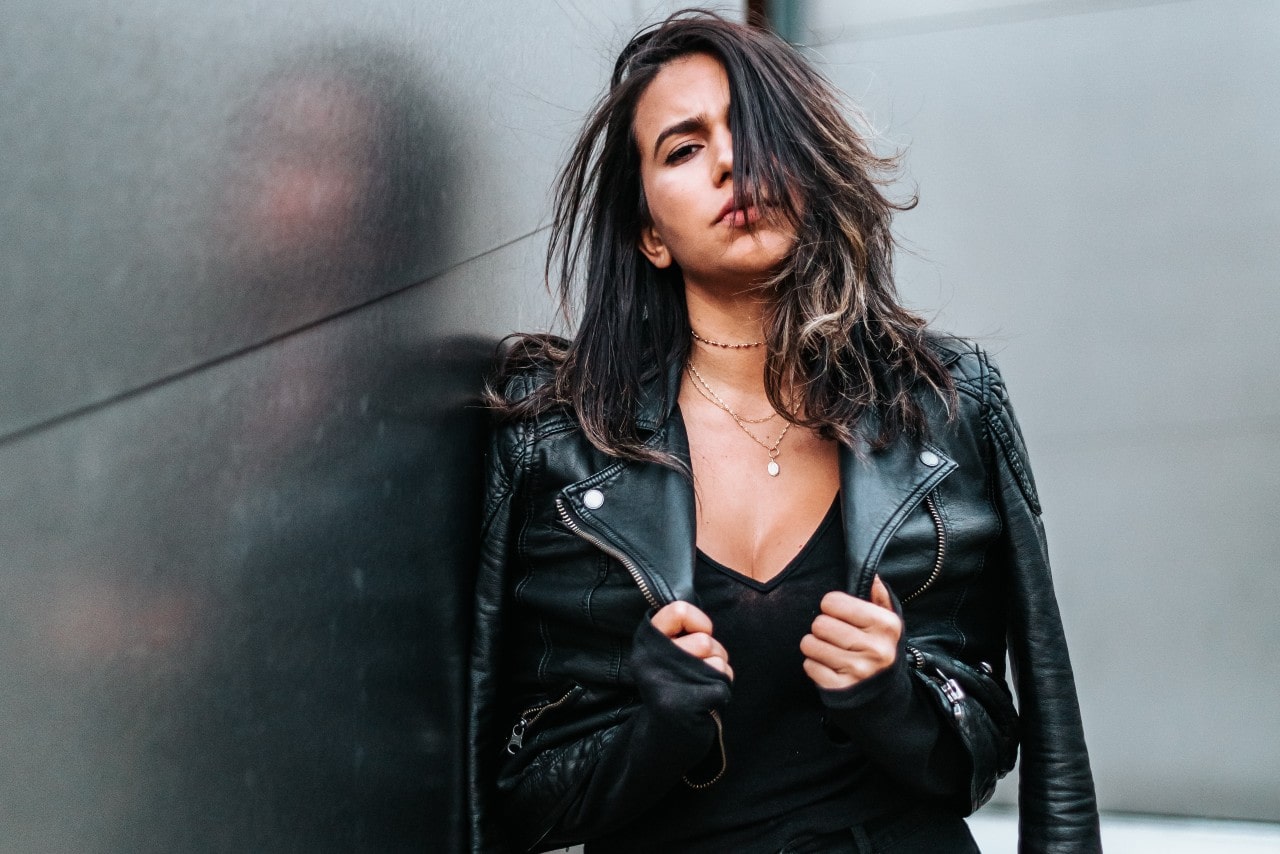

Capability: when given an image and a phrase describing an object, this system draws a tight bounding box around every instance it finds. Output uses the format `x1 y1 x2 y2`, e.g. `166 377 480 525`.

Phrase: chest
681 401 841 583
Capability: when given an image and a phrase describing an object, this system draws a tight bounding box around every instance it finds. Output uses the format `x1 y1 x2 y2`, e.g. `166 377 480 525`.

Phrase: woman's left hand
801 575 902 691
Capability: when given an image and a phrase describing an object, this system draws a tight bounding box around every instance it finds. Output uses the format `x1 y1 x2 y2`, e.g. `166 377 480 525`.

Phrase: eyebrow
651 115 707 159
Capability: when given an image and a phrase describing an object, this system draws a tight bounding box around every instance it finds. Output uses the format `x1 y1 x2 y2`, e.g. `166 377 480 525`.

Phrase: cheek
642 175 689 234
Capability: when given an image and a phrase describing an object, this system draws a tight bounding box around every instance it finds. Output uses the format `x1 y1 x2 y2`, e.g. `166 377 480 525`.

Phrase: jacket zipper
682 709 727 789
507 685 581 754
555 496 662 609
905 644 966 720
901 492 946 605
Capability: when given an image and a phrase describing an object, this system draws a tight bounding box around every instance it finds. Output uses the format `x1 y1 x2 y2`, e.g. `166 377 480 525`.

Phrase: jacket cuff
818 654 915 714
818 654 969 804
630 613 732 727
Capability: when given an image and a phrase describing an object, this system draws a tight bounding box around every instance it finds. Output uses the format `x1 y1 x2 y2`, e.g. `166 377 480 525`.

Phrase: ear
637 223 673 269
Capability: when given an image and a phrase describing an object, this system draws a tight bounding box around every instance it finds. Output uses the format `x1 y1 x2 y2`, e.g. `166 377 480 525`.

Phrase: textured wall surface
0 1 712 849
796 0 1280 823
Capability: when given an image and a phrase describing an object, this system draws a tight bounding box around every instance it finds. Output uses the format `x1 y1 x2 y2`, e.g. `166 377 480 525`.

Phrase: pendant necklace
686 360 792 477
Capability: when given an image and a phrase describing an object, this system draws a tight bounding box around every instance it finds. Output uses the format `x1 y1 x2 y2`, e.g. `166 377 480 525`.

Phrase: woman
470 11 1100 853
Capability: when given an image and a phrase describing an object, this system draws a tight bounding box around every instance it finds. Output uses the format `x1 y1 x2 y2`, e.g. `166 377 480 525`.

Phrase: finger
800 633 855 671
672 632 729 663
871 575 893 611
810 613 873 651
820 590 897 631
703 655 734 682
802 656 847 691
801 633 890 681
651 601 713 638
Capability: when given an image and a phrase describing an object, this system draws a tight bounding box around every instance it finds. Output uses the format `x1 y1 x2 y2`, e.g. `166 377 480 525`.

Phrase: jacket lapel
839 436 958 600
558 360 697 606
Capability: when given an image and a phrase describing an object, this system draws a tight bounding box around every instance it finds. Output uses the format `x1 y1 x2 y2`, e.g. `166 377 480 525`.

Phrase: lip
715 199 765 228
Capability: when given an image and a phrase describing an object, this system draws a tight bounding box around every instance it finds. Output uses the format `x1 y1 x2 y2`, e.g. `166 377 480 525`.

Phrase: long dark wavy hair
492 9 955 464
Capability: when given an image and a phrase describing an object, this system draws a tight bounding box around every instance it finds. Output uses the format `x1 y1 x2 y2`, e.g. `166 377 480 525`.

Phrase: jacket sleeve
468 415 526 854
817 591 978 807
822 605 1024 817
982 353 1102 853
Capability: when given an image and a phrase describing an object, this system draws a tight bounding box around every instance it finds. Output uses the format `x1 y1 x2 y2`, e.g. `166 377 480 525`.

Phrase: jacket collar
559 399 957 607
634 356 684 433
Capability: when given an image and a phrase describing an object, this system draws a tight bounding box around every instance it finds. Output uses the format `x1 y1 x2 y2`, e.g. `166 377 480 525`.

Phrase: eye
664 142 700 165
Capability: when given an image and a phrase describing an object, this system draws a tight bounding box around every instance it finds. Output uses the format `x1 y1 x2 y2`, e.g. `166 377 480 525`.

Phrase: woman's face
632 52 795 291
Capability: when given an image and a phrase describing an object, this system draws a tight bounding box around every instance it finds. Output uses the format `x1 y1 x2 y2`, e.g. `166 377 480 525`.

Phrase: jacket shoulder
925 333 988 391
925 333 1016 413
493 333 566 404
488 341 576 481
926 334 1041 514
498 359 556 405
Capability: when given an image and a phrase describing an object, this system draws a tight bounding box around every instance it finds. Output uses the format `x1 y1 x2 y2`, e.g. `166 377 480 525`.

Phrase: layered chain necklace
687 329 793 477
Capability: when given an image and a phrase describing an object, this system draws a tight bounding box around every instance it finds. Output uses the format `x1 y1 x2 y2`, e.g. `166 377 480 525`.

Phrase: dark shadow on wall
208 42 446 330
0 39 487 852
108 338 492 854
111 44 482 852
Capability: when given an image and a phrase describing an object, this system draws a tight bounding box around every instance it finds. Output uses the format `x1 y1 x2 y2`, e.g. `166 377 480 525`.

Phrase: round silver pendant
767 460 780 477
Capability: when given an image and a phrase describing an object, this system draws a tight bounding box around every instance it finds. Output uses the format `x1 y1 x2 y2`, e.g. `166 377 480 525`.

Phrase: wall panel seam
1 225 550 448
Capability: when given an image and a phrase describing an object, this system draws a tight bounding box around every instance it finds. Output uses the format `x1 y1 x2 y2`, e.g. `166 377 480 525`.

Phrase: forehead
632 52 729 145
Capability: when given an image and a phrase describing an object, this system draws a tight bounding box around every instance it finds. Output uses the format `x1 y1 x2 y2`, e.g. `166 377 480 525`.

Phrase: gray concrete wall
795 0 1280 823
0 1 726 848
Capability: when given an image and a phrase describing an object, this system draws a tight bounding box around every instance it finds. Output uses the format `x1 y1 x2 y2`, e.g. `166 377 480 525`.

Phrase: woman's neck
684 281 770 398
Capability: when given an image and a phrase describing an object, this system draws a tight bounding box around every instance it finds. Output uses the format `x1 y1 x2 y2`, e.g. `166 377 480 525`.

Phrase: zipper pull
507 717 529 754
935 667 966 719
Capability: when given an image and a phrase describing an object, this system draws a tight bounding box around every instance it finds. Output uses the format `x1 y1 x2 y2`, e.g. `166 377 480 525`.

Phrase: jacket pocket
506 684 586 754
905 645 1020 812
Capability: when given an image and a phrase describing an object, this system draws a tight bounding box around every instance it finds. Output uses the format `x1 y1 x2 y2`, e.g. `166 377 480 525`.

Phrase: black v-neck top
600 495 904 853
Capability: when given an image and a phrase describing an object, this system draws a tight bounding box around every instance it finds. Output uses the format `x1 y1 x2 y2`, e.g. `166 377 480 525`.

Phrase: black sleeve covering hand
816 586 972 806
500 614 731 851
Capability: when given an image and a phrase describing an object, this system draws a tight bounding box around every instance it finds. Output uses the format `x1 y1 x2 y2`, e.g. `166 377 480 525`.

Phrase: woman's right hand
651 601 733 682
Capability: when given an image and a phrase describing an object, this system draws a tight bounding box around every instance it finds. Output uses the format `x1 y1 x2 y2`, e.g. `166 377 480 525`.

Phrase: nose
712 129 733 187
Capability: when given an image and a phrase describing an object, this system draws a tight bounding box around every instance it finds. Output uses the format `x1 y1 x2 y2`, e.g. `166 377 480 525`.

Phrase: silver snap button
583 488 605 510
919 450 940 467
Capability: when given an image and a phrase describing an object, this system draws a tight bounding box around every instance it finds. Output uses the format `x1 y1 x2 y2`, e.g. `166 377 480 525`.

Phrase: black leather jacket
469 338 1101 853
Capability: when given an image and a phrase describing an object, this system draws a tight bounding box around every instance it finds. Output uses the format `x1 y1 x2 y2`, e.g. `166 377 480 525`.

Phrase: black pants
779 806 981 854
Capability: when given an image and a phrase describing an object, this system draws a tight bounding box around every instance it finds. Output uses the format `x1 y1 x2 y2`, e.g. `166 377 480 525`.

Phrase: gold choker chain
690 329 764 349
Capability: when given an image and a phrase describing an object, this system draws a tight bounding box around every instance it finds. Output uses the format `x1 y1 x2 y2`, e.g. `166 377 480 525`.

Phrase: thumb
870 575 893 610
